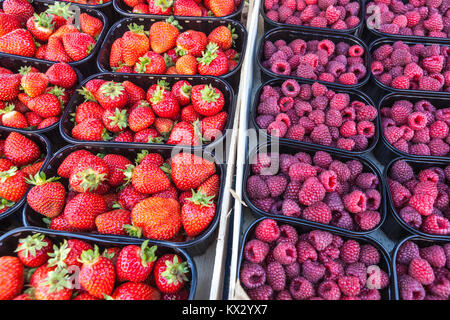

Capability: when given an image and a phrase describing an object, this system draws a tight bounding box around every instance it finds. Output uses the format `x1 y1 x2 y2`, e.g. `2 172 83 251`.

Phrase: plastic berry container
237 216 393 300
374 92 450 165
22 144 225 256
258 27 371 90
384 157 450 241
96 17 247 89
35 0 116 20
369 38 450 97
113 0 244 21
364 0 450 45
242 141 387 236
59 72 235 150
251 77 380 157
0 1 108 77
261 0 365 37
391 235 449 300
0 226 197 299
0 129 52 222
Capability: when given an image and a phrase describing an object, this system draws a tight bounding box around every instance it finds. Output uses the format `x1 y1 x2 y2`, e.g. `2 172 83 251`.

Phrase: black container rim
22 143 226 252
383 156 450 240
0 130 52 222
0 56 84 134
0 226 197 299
35 0 113 9
242 141 388 236
0 1 109 68
390 234 449 300
58 72 235 150
260 0 365 35
369 37 450 97
378 91 450 162
112 0 244 21
236 216 393 300
96 16 247 82
257 27 371 89
251 77 380 156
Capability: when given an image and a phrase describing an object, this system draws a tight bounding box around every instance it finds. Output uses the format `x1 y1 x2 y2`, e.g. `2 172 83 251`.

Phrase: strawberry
47 239 93 269
35 44 47 59
176 30 207 57
57 149 92 178
78 245 116 299
52 24 79 39
116 240 157 282
25 111 43 127
171 80 192 106
191 84 225 116
102 153 132 187
64 193 107 231
154 254 188 293
181 105 200 123
0 67 13 74
130 197 182 240
122 80 145 106
134 51 166 74
197 173 220 199
170 153 216 191
135 151 165 166
0 28 35 57
122 24 150 67
75 101 104 123
154 118 174 137
0 256 24 300
0 108 28 129
62 32 95 61
110 282 161 300
118 184 147 211
128 104 155 132
72 292 99 300
0 167 27 202
181 190 216 236
146 80 170 99
0 159 13 172
209 0 235 17
45 1 72 30
38 117 59 129
0 73 21 101
20 72 49 98
2 0 34 24
162 287 189 300
149 17 181 54
208 25 237 51
114 130 134 143
133 128 164 144
173 0 203 16
26 13 55 42
198 43 229 76
69 154 109 193
109 38 124 69
123 0 145 7
149 86 180 120
4 131 40 167
95 81 128 110
47 214 81 233
20 159 44 178
72 119 110 141
45 35 71 63
129 162 171 194
95 209 131 235
175 54 198 75
34 267 73 300
166 120 202 146
103 247 121 265
29 93 61 118
45 63 77 89
13 292 34 300
148 0 173 15
0 13 21 37
102 108 128 133
26 173 66 219
15 233 53 268
80 13 103 38
201 111 228 141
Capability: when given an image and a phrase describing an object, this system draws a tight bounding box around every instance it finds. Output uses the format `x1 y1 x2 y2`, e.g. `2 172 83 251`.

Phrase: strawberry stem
14 233 49 258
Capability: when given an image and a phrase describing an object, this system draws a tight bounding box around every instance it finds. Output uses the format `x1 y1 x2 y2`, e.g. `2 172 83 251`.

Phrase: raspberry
340 240 360 264
366 269 390 290
429 121 449 139
403 62 423 81
296 241 318 263
391 75 410 89
295 152 312 164
409 194 435 216
257 96 280 116
284 181 302 201
359 244 380 265
410 143 431 155
301 260 325 283
265 175 288 197
250 153 275 174
408 112 428 130
424 13 444 32
399 207 422 229
253 198 276 212
266 261 286 291
246 175 270 199
284 262 301 279
397 241 422 266
308 230 333 251
256 115 275 129
393 14 408 28
345 262 366 285
255 219 281 243
390 160 414 183
318 246 340 263
313 151 333 168
338 72 358 85
319 170 338 192
277 224 299 244
429 139 450 156
355 210 381 231
289 39 307 55
247 285 274 300
273 242 297 265
323 260 344 281
281 199 301 217
348 45 364 57
271 59 291 76
278 4 294 22
296 63 317 80
337 276 360 297
420 245 446 268
327 61 345 77
302 201 332 224
244 239 270 264
329 160 351 182
317 280 341 300
331 20 348 29
311 97 328 112
278 97 294 113
423 55 444 74
343 190 367 213
276 290 293 300
356 173 379 189
289 277 315 300
422 214 450 235
419 76 443 91
240 263 266 289
288 163 317 182
384 126 404 144
380 23 400 34
325 192 344 211
418 169 439 184
398 274 426 300
408 258 435 285
373 44 393 61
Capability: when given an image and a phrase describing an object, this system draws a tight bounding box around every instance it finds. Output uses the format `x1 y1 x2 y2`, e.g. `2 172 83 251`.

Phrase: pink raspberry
337 276 360 296
429 138 450 156
356 104 377 121
282 199 302 217
286 124 306 141
266 261 286 291
302 201 332 224
284 262 301 279
296 241 318 263
340 240 360 264
380 23 400 34
317 280 341 300
408 258 435 285
423 55 444 74
419 245 446 268
397 240 420 265
391 75 410 89
430 121 449 139
348 45 364 57
329 160 351 182
419 76 443 91
356 120 376 138
421 214 450 235
255 219 280 243
289 277 315 300
275 290 292 300
240 263 266 289
244 239 270 263
405 11 421 27
296 63 317 80
325 5 341 24
338 72 358 85
319 170 338 192
308 230 333 251
273 241 298 265
403 62 423 81
390 160 414 183
277 224 299 244
288 162 317 182
355 210 381 231
343 190 367 213
398 274 426 300
313 151 333 168
408 112 428 130
399 207 422 229
424 13 444 32
302 260 326 283
247 175 270 199
373 44 393 61
359 244 380 265
310 124 332 146
409 194 435 216
247 285 274 300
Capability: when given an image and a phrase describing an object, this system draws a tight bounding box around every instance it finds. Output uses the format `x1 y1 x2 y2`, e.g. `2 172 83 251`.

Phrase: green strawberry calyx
107 108 128 130
34 12 55 30
157 80 170 90
135 150 149 165
18 66 32 76
228 24 239 44
0 103 15 115
147 136 165 144
0 197 14 210
0 166 18 182
149 86 166 105
160 255 189 285
99 81 125 99
127 23 148 36
78 245 100 266
74 168 107 192
200 84 220 103
102 248 116 261
47 240 71 269
120 164 135 185
181 84 192 97
14 233 49 258
186 189 214 207
164 53 175 68
42 268 72 293
165 16 182 30
197 43 219 66
77 87 97 103
155 0 173 10
47 86 67 106
135 56 151 74
192 119 206 145
25 172 60 186
124 225 143 238
140 240 157 267
46 2 73 20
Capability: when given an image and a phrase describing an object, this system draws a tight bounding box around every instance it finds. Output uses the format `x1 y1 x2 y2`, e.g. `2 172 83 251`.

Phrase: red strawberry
133 128 163 144
47 239 93 269
154 254 189 293
209 0 235 17
0 12 21 37
176 30 207 57
181 105 201 123
0 108 28 128
170 153 216 191
75 101 104 123
2 0 34 24
171 80 192 106
116 240 157 282
197 173 220 199
122 23 150 67
26 13 55 42
78 245 116 298
62 32 95 61
110 37 124 69
201 111 228 141
26 173 66 218
20 72 49 98
191 84 225 116
64 193 107 231
118 184 147 211
208 25 237 50
0 167 27 202
122 80 145 106
95 81 128 110
45 35 71 63
110 282 161 300
34 267 73 300
102 108 128 133
130 162 171 194
166 120 202 146
149 17 181 54
0 28 35 57
128 105 155 132
148 0 173 15
149 86 179 120
69 154 109 193
181 190 216 236
15 233 53 268
102 153 132 187
20 160 44 178
80 13 103 38
174 0 203 16
134 51 166 74
0 73 21 101
154 118 174 137
4 131 40 167
136 151 165 167
47 214 81 233
0 256 24 300
28 93 61 118
197 43 229 76
72 119 110 141
45 1 72 30
57 149 92 178
45 63 77 89
95 209 131 235
114 130 134 142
